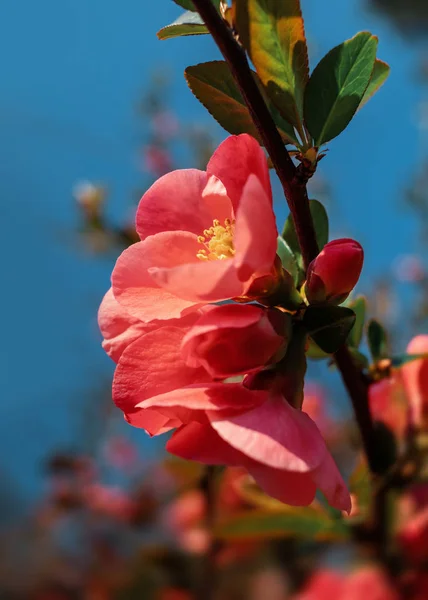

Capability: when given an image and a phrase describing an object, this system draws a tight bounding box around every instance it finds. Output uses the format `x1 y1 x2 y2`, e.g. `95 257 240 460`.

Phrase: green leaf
304 32 378 146
346 296 367 348
303 306 356 354
157 11 208 40
172 0 198 10
185 61 298 145
172 0 221 10
306 338 330 360
367 319 388 362
276 236 300 283
282 199 329 270
360 59 390 108
235 0 309 130
215 507 349 541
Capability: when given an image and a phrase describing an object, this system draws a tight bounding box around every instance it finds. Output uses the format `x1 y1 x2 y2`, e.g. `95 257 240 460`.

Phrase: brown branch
191 0 380 474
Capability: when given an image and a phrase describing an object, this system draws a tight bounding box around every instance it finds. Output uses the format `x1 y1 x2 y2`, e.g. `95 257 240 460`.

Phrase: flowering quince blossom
305 238 364 305
111 134 278 322
295 567 399 600
369 335 428 440
99 290 351 511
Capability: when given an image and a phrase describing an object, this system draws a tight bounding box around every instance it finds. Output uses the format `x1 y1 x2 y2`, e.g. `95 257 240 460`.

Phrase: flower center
197 218 236 261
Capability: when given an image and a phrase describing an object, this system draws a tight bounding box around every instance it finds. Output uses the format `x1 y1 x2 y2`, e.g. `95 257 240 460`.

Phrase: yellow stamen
197 218 236 261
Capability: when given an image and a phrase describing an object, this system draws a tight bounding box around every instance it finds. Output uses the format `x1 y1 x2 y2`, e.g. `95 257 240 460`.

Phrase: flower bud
305 238 364 305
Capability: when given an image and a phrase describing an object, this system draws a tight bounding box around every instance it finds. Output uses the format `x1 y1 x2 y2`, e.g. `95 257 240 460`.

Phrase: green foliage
235 0 309 132
304 32 378 146
360 59 390 108
172 0 199 10
306 338 330 360
303 306 356 354
185 61 298 144
276 236 300 283
368 318 389 362
215 506 349 541
282 199 329 276
172 0 222 12
157 11 209 40
346 296 367 348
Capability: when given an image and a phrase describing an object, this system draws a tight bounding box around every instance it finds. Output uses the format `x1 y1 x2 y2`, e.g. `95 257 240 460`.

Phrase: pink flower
369 373 409 442
112 134 278 322
296 570 345 599
181 303 288 379
296 568 398 600
98 288 198 363
112 319 350 511
368 335 428 439
402 335 428 430
305 238 364 305
398 506 428 565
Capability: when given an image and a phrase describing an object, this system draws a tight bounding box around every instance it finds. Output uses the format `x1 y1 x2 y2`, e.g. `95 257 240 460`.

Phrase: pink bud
306 238 364 305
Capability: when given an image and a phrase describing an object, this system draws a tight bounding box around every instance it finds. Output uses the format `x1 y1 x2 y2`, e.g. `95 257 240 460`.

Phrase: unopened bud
306 238 364 305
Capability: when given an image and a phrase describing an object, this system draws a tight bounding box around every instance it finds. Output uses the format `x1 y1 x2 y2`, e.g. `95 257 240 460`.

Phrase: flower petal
112 233 204 322
233 174 278 282
140 383 267 419
167 422 245 465
150 254 244 302
136 169 210 240
125 408 181 436
98 288 154 362
311 452 352 513
403 335 428 427
245 463 317 507
181 304 283 378
113 326 208 416
210 396 327 472
207 135 272 212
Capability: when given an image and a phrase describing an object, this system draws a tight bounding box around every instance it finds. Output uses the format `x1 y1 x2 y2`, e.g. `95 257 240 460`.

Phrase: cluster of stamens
197 218 236 261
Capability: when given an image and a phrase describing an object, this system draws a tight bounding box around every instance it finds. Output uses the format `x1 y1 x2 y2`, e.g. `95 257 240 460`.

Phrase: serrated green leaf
303 306 356 354
282 199 329 270
185 61 298 145
359 59 390 108
346 296 367 348
276 236 300 283
368 319 388 362
304 32 378 146
215 507 349 541
157 11 208 40
235 0 309 130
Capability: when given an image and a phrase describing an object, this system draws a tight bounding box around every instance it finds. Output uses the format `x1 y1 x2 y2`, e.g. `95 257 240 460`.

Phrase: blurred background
1 0 428 598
